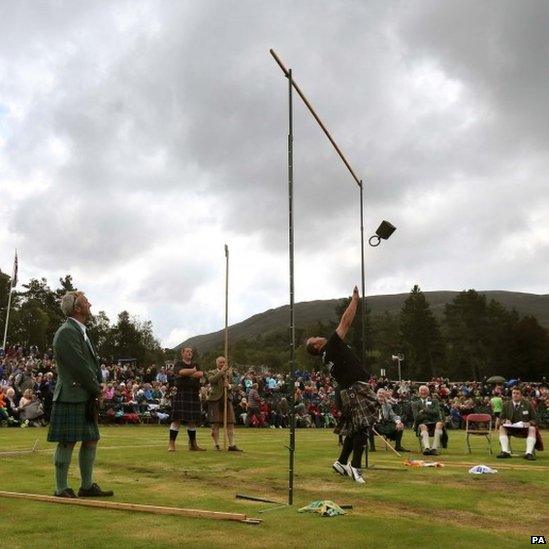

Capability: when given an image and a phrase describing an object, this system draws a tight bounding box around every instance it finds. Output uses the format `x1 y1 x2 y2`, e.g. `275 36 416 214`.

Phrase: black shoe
497 451 511 459
55 488 78 498
423 448 431 456
395 446 410 453
430 449 439 456
214 444 221 451
524 453 536 461
78 483 114 497
228 445 243 452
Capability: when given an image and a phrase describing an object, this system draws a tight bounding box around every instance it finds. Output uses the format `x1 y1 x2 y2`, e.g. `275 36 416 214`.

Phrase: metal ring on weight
368 235 381 247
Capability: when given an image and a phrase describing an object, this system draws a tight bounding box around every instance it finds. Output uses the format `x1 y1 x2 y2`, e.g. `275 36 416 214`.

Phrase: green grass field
0 426 547 548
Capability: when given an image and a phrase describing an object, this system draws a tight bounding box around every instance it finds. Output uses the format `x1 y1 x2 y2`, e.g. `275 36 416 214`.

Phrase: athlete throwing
306 286 378 484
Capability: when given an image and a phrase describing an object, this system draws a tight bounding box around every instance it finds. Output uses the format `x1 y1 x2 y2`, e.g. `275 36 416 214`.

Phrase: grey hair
60 291 82 316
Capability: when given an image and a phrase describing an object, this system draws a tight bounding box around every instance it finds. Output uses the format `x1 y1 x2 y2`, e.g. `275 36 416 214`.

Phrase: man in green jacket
498 387 540 460
206 356 242 451
412 385 445 456
47 291 113 498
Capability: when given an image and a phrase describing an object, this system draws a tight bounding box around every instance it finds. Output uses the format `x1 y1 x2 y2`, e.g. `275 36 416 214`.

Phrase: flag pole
2 250 17 350
223 244 229 451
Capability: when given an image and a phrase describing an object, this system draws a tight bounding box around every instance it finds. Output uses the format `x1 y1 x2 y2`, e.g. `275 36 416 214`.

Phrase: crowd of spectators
1 344 548 431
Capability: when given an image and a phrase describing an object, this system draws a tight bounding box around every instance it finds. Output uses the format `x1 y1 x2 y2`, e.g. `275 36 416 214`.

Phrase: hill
177 290 549 353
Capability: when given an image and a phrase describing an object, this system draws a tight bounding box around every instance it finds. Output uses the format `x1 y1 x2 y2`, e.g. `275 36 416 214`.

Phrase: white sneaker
349 466 365 484
332 461 350 476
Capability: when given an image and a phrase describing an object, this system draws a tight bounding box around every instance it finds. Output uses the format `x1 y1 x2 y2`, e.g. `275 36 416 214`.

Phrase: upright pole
223 244 229 451
2 286 13 350
287 68 296 506
359 182 370 469
359 181 366 367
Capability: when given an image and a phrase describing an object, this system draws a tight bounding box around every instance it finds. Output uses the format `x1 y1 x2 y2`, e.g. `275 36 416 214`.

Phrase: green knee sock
53 444 74 494
79 444 97 489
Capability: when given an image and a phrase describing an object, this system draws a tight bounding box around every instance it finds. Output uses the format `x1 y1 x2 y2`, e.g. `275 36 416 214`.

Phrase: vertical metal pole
359 181 369 469
359 181 366 366
288 68 296 506
398 358 402 382
223 244 229 451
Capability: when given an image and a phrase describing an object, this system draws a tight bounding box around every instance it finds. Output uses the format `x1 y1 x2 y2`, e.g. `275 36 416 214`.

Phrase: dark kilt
47 402 100 443
503 425 544 451
207 398 235 425
414 422 449 448
334 382 378 437
171 386 202 423
375 420 398 440
415 422 438 437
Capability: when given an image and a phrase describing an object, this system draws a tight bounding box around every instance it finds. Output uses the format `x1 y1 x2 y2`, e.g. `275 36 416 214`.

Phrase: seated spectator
412 385 445 455
18 388 44 424
374 388 409 452
236 397 248 425
498 388 542 461
103 383 115 402
0 386 8 423
4 387 20 422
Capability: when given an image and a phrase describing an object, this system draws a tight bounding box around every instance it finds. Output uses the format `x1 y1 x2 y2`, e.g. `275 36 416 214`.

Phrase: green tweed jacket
52 318 101 403
501 399 537 425
412 397 443 428
206 369 231 402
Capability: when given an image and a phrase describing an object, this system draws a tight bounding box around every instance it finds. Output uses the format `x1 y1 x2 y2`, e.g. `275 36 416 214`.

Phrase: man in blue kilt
306 286 378 484
47 291 113 498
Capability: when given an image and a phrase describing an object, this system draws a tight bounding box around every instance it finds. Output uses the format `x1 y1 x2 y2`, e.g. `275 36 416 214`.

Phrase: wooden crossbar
0 491 261 524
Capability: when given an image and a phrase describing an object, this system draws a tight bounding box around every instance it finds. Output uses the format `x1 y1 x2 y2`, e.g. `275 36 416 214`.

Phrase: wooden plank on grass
0 491 261 524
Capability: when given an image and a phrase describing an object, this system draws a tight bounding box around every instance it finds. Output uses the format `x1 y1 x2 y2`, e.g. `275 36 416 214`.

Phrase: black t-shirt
174 360 201 391
321 332 369 388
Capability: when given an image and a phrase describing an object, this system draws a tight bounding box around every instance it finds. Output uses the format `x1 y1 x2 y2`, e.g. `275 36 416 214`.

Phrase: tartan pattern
47 402 100 443
170 386 202 423
375 420 399 439
334 382 379 437
503 425 544 451
207 398 235 425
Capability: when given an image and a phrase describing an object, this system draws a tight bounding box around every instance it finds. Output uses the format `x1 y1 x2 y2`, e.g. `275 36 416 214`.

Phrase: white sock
526 436 536 454
421 431 430 449
434 429 443 449
499 435 510 453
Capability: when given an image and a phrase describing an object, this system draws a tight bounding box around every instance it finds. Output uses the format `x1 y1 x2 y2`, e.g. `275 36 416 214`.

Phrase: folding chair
465 413 492 454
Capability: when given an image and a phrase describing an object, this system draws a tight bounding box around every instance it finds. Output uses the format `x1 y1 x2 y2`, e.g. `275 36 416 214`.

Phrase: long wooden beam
0 491 261 524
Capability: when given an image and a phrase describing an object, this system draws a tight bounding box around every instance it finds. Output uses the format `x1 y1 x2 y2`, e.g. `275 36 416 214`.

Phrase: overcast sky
1 0 548 348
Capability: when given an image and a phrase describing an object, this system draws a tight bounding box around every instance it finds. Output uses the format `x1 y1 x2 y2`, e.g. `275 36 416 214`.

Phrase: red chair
465 413 493 454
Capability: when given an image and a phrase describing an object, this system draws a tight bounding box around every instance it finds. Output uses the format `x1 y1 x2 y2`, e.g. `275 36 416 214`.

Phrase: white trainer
349 465 365 484
332 461 349 476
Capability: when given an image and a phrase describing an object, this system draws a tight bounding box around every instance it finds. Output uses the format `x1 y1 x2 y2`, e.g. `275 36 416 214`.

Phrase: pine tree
399 285 444 380
444 290 489 380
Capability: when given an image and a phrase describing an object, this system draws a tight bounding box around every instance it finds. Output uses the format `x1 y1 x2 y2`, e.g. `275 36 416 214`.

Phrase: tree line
0 272 167 365
1 269 547 381
201 285 548 381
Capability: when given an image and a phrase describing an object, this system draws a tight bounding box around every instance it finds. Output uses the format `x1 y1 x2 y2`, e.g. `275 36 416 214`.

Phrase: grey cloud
1 1 548 343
